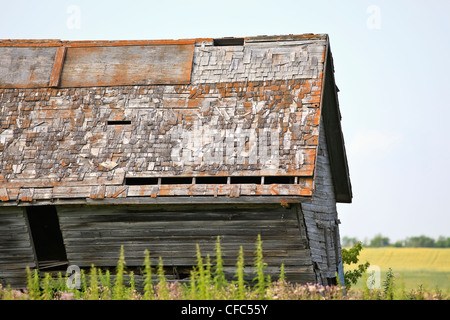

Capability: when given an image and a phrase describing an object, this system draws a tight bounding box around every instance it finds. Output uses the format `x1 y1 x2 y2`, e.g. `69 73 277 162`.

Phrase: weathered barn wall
57 203 316 283
301 117 342 283
0 207 36 287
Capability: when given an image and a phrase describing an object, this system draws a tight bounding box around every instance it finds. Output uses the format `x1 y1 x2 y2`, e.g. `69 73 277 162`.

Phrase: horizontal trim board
0 195 312 206
0 39 196 47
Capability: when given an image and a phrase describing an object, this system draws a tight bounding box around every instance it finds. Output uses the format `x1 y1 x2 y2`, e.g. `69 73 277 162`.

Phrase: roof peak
0 34 328 47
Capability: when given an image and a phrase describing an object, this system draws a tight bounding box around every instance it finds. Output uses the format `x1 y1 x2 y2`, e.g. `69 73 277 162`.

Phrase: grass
0 239 448 300
345 247 450 293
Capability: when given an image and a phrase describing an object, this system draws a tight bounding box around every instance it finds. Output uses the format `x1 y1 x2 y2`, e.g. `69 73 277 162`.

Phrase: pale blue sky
1 0 449 242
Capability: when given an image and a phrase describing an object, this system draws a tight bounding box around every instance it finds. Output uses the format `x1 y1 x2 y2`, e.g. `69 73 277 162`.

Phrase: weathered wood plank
60 44 195 87
49 46 66 87
0 188 9 202
0 208 36 287
0 47 57 88
53 186 90 198
127 183 313 197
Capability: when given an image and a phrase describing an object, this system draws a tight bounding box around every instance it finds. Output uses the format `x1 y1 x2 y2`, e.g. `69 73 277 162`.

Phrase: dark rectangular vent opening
264 176 296 184
213 38 245 46
124 176 301 185
230 176 262 184
26 205 68 270
161 177 193 185
196 176 228 184
107 120 131 125
125 177 158 185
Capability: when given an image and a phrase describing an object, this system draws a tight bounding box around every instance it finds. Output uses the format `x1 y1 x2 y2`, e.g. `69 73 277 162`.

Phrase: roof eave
321 38 353 204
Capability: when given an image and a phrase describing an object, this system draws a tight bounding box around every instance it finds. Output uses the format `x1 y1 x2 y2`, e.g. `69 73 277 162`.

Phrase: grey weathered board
0 207 36 287
57 203 316 282
0 47 57 88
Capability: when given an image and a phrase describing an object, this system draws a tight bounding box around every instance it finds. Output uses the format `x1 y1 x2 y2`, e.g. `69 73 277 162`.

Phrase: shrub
341 241 370 289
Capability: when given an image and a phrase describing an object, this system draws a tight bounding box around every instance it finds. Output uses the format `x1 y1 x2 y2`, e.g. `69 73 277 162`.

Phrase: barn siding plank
0 207 36 288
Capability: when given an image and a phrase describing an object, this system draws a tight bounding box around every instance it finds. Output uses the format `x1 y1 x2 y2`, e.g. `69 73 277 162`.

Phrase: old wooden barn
0 34 352 288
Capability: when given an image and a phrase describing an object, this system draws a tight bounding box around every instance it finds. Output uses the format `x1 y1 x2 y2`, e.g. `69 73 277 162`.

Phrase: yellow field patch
350 248 450 272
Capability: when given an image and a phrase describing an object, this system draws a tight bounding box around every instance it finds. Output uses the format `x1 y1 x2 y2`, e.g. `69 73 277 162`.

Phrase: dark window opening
213 38 245 46
160 177 193 185
264 176 296 184
26 206 68 270
230 176 262 184
125 177 158 185
107 120 131 125
195 176 228 184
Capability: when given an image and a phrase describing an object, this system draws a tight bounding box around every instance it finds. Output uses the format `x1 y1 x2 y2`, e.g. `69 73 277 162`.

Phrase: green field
345 248 450 293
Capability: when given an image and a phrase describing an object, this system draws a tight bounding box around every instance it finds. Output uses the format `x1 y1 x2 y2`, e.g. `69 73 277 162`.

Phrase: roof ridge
0 34 328 47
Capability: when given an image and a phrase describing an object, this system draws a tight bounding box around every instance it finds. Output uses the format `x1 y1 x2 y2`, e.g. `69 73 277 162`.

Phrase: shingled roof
0 34 352 204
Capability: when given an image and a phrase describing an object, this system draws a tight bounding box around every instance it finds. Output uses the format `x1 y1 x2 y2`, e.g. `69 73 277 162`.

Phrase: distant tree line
341 234 450 248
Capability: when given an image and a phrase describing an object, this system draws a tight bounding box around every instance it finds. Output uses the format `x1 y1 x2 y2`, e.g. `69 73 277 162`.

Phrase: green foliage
188 269 198 300
341 241 370 289
369 234 390 248
213 236 226 290
26 267 40 300
383 267 395 300
234 246 246 300
156 256 169 300
142 249 154 300
55 272 65 292
343 234 450 248
88 265 99 300
279 263 286 282
195 244 207 299
253 234 268 299
405 235 438 248
41 273 53 300
341 236 360 248
113 245 126 300
435 236 450 248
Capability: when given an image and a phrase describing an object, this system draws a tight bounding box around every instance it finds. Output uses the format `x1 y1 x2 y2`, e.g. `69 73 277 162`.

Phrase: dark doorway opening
26 206 68 270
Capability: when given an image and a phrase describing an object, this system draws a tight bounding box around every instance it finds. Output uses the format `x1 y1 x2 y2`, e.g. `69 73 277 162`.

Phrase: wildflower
59 292 75 300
